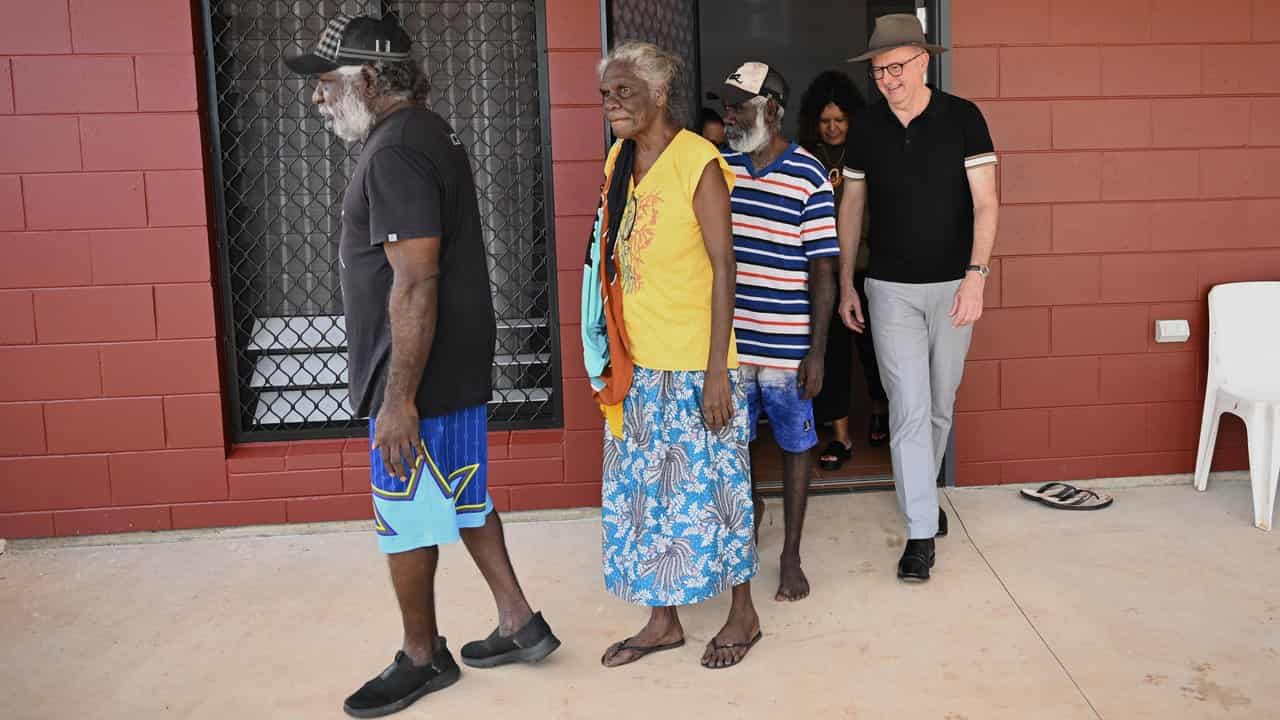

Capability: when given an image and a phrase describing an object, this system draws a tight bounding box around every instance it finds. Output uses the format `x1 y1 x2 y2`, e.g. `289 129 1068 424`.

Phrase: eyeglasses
869 51 926 80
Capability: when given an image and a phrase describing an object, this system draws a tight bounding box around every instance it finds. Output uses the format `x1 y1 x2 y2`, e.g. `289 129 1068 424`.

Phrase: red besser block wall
1 0 227 538
946 0 1278 485
1 0 1276 538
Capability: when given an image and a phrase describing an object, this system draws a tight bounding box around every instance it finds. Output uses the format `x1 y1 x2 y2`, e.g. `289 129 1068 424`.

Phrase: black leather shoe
897 538 936 582
936 507 948 538
460 611 561 668
343 640 460 718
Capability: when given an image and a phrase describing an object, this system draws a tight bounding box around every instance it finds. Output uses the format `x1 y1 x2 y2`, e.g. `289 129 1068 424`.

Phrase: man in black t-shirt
287 14 558 718
838 15 1000 583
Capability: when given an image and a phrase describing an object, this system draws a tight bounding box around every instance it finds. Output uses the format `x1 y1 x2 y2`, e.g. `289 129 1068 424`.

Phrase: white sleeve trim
841 167 866 181
964 152 998 169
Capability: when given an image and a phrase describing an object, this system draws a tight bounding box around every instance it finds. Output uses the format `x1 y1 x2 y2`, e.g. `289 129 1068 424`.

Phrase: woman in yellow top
592 42 761 670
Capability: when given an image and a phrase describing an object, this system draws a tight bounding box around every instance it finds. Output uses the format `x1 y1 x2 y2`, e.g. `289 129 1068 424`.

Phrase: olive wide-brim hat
848 13 947 63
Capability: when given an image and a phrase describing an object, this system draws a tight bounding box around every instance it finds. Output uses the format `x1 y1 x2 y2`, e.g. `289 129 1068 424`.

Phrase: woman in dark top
798 70 889 471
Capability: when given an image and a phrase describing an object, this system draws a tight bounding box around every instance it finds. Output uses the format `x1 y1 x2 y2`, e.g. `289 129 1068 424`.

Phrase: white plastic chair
1193 281 1280 531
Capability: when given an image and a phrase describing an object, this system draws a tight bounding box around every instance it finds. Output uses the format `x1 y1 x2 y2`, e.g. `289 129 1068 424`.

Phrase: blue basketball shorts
368 404 493 554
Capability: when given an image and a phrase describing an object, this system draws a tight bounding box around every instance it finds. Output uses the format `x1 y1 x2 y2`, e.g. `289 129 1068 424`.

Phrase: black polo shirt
843 87 997 284
339 106 496 420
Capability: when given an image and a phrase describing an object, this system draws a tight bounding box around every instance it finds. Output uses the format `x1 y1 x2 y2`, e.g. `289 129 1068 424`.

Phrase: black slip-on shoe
897 538 936 582
343 641 460 718
936 507 949 538
460 611 561 668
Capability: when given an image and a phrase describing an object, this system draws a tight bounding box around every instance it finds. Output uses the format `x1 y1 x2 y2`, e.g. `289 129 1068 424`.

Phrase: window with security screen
201 0 560 440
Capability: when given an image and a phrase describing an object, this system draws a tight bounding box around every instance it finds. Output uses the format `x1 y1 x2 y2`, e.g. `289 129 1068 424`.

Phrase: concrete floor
2 477 1277 719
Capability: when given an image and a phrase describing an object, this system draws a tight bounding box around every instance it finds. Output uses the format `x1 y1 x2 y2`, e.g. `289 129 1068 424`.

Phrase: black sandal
701 631 763 669
818 440 853 471
601 636 686 667
869 413 890 447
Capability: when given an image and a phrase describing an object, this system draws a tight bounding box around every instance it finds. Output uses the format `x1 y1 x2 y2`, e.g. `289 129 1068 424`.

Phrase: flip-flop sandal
701 631 763 670
1021 483 1113 511
1019 482 1077 502
1042 486 1113 511
818 441 852 471
601 636 685 667
869 413 890 447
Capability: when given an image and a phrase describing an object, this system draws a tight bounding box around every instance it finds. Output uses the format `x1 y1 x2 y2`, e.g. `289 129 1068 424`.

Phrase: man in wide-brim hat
836 13 1001 584
848 12 947 62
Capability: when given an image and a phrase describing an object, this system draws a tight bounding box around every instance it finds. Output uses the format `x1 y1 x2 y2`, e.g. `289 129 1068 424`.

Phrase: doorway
605 0 948 493
699 0 918 493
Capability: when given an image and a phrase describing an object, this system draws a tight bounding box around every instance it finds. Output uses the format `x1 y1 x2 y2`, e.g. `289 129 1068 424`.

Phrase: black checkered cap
284 14 412 75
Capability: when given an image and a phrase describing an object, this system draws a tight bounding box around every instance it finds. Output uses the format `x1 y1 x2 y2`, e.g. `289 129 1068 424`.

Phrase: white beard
726 108 770 154
320 79 375 143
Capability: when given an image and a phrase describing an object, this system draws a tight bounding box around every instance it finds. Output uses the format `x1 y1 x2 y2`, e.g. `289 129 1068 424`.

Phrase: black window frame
197 0 564 443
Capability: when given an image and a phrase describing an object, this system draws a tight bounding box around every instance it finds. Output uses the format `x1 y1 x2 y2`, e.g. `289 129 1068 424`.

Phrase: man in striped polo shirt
720 62 839 603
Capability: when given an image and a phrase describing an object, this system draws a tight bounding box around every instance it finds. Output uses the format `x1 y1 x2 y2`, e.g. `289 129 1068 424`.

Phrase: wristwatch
965 264 990 278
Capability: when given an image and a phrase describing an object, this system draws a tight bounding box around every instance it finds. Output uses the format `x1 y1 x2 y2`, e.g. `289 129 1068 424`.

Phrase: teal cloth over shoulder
580 204 608 392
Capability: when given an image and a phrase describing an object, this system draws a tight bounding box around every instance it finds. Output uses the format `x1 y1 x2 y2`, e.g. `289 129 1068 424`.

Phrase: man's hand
950 274 985 327
373 400 420 481
701 368 735 431
839 286 866 333
797 351 825 401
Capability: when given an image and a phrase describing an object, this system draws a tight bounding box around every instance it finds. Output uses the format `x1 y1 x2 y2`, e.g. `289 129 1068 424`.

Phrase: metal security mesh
610 0 700 128
202 0 559 440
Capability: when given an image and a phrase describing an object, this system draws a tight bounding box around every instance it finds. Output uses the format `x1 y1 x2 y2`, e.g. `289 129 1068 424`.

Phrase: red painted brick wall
5 1 1273 540
0 0 227 539
948 0 1277 485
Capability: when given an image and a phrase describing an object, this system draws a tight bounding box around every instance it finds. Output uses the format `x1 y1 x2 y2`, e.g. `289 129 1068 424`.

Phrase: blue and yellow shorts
369 404 493 554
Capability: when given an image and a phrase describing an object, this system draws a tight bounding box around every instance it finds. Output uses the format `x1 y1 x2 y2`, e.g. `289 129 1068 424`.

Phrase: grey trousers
864 278 973 539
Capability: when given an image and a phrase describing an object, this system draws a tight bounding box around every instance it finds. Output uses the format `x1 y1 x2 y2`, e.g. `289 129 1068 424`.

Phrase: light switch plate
1155 319 1191 343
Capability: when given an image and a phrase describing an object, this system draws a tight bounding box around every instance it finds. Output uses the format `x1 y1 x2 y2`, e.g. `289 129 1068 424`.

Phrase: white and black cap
284 14 412 75
720 61 789 107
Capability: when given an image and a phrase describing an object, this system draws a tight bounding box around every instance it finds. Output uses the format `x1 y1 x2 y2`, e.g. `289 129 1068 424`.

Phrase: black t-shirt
843 87 997 284
339 106 496 419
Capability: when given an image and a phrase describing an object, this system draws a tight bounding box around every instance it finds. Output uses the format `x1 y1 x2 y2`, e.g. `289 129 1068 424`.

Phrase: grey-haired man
838 14 1000 583
286 13 558 717
720 62 840 603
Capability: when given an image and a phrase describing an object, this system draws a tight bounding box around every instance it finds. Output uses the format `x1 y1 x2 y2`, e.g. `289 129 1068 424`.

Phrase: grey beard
727 113 770 154
322 83 376 143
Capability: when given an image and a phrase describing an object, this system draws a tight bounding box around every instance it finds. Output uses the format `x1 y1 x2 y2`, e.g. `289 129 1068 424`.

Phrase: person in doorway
286 14 560 717
839 14 999 582
796 70 890 475
590 42 762 670
700 107 727 148
720 62 839 602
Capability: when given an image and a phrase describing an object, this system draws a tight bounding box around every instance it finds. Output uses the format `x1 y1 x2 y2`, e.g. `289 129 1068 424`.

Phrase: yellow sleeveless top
604 130 738 371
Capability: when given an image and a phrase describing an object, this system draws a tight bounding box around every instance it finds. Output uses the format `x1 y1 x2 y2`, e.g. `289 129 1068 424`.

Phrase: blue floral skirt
601 366 758 606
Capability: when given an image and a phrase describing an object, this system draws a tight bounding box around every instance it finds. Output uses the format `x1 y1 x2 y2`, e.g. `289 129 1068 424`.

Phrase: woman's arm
692 159 736 431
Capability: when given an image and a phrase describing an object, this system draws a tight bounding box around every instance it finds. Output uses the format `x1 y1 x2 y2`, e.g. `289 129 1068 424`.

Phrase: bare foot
701 610 761 669
775 555 810 601
601 612 684 668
